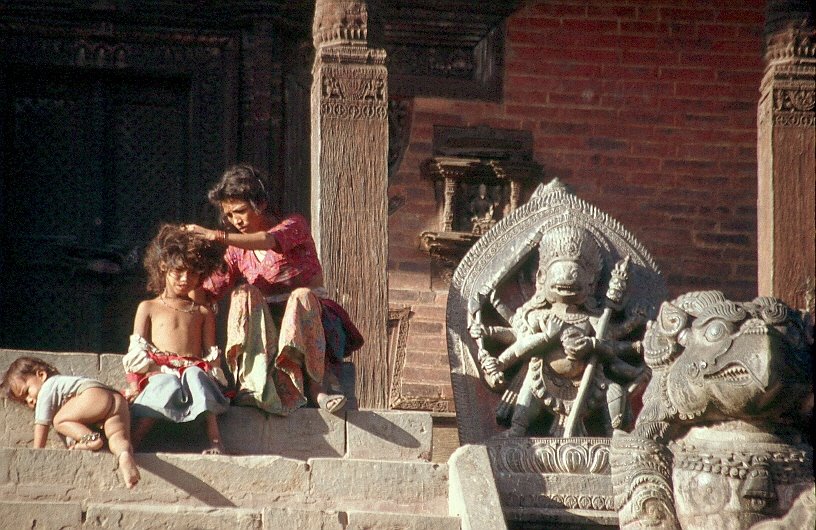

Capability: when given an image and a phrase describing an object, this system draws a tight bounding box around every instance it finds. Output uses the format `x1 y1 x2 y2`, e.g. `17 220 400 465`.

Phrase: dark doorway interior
0 67 196 352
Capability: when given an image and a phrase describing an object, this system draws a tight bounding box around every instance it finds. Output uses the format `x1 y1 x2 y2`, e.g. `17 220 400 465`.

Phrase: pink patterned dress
203 214 362 414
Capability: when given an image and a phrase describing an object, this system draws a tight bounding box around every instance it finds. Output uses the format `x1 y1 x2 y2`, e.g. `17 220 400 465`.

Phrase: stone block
4 447 311 508
308 458 449 515
134 405 345 457
0 349 101 378
263 507 345 530
0 448 11 483
0 398 67 449
85 503 263 529
345 410 432 461
346 510 461 530
220 407 345 459
448 444 507 530
99 353 128 388
0 500 82 529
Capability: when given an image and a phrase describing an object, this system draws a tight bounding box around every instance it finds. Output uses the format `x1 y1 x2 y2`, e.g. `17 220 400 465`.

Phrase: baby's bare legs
52 387 109 451
103 393 140 488
201 412 225 455
52 388 140 488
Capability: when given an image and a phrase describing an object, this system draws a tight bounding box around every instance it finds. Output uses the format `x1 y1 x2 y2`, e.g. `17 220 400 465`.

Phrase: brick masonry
387 0 766 412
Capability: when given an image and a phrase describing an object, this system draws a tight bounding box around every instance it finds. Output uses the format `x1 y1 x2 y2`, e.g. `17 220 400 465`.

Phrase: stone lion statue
610 291 814 530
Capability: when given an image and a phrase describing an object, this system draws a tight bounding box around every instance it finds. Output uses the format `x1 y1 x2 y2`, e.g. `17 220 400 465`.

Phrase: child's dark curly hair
143 224 226 294
1 356 59 403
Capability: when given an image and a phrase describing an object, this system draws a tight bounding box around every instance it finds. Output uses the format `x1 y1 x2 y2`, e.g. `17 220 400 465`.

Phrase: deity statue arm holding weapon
563 255 634 437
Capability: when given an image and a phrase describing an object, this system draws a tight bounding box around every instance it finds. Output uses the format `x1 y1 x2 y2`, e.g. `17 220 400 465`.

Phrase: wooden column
757 1 815 315
311 0 390 408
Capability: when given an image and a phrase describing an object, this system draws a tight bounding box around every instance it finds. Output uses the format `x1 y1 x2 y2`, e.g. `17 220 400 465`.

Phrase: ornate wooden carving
420 126 543 286
370 2 518 100
0 16 238 352
387 306 455 413
311 0 390 409
757 3 815 316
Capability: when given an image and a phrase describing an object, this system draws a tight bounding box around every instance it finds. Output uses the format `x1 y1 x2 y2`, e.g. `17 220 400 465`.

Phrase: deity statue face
537 257 595 305
536 226 602 307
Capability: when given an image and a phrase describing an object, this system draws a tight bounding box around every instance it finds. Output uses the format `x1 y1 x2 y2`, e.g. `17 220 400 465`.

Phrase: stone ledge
0 448 310 508
0 499 83 529
448 444 507 530
346 509 461 530
308 457 449 515
0 500 464 530
86 503 263 530
346 409 432 461
0 349 434 462
0 447 450 515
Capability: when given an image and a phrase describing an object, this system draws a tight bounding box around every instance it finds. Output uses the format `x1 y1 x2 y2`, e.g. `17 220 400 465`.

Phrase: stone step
2 500 463 529
0 447 450 516
0 349 432 462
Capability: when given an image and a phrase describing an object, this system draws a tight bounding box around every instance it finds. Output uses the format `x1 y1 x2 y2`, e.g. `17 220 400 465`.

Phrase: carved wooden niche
420 126 542 287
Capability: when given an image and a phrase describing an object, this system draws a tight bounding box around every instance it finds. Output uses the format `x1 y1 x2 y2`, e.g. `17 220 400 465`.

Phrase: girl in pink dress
186 164 362 415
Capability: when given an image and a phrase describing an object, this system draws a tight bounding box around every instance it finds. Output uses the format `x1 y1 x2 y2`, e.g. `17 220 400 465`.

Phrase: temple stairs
0 349 503 530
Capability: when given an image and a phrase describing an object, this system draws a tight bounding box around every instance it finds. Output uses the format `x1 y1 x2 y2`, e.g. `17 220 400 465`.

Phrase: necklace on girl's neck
160 294 199 314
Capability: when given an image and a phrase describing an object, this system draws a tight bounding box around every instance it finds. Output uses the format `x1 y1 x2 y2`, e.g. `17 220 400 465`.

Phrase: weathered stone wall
388 0 766 412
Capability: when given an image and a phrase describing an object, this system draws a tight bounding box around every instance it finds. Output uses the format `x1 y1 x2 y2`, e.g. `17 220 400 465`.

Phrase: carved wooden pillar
311 0 389 408
757 1 815 314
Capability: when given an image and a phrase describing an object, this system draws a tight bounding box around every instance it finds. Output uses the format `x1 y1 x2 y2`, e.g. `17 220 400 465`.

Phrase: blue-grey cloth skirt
131 367 229 422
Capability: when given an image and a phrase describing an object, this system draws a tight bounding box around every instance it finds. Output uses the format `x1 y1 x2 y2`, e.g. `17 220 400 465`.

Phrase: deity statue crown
539 225 603 274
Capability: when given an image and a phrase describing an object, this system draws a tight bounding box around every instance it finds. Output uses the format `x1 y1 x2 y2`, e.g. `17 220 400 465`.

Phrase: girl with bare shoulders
123 224 230 454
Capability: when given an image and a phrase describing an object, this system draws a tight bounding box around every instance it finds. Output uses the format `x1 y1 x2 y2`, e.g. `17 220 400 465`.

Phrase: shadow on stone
137 454 237 507
345 411 420 449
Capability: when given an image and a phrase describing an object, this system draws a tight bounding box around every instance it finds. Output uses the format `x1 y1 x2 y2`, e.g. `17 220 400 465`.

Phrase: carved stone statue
610 291 814 530
472 226 650 438
448 178 667 443
469 183 497 235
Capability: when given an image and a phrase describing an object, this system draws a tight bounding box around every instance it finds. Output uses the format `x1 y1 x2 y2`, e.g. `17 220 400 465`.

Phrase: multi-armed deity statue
449 178 667 443
446 179 814 528
470 226 649 438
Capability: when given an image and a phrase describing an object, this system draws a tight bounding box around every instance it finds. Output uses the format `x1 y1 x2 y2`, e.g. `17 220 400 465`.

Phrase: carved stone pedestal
487 437 618 529
670 426 813 530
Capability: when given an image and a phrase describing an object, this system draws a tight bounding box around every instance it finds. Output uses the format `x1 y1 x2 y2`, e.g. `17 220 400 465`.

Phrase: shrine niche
446 178 667 527
420 125 543 287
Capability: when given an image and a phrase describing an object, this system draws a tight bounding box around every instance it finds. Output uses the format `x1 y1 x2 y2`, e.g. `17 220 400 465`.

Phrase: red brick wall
387 0 766 412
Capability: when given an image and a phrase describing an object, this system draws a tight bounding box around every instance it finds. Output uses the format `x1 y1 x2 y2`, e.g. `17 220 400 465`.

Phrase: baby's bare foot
69 432 104 451
118 451 140 489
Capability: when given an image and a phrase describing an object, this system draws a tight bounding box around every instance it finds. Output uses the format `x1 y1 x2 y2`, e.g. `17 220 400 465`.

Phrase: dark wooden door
0 29 238 353
0 68 190 352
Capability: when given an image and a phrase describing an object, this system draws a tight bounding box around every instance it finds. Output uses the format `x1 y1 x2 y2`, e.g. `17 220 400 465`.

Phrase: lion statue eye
704 321 727 342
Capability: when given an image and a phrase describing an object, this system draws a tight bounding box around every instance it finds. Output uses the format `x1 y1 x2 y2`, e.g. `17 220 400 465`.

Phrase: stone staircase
0 349 505 530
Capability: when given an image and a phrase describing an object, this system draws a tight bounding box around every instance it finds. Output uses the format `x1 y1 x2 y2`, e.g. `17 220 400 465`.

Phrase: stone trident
562 255 631 437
